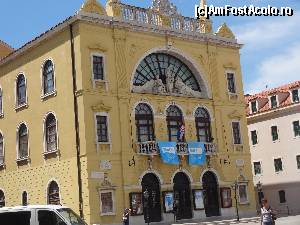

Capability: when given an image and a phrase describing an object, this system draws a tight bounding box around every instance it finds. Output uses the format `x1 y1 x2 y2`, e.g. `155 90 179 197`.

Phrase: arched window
48 181 60 205
18 123 28 159
0 190 5 207
43 60 55 95
45 113 57 152
16 74 26 106
135 103 155 142
0 88 3 114
22 191 28 206
195 107 212 142
0 133 4 165
166 105 184 142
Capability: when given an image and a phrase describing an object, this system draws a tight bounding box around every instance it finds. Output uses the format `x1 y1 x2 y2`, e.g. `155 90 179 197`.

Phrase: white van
0 205 88 225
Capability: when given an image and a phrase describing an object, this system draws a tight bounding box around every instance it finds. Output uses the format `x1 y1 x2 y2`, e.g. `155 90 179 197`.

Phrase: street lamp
256 181 263 206
143 190 150 225
231 181 240 222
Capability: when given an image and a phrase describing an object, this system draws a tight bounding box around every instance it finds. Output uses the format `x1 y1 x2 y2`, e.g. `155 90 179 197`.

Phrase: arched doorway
173 172 192 220
202 171 220 217
141 173 162 223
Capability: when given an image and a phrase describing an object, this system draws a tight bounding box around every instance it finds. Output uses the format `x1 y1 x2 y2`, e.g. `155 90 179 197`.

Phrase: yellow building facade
0 0 256 224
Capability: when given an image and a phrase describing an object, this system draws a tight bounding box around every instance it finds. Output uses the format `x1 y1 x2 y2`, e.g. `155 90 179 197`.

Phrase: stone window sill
15 103 28 112
16 157 30 164
41 90 57 101
43 149 59 158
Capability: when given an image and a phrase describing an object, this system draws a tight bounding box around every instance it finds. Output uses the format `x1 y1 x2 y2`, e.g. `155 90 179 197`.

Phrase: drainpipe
69 23 84 218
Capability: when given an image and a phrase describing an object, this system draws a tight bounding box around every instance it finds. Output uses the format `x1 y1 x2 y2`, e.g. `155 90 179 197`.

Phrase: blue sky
1 0 299 94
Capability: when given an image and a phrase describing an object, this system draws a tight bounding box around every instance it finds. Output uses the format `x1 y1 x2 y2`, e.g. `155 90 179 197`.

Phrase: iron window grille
96 115 109 143
166 105 184 142
93 55 104 80
135 103 155 142
195 107 212 142
43 60 55 94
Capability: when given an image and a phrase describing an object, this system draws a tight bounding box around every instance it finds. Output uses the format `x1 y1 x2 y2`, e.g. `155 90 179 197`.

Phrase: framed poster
129 192 143 216
163 191 174 213
220 188 232 208
193 189 204 210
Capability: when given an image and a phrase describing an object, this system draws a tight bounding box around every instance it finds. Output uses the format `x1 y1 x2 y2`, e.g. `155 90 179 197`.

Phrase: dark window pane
38 210 65 225
274 158 283 172
293 121 300 137
251 130 258 145
0 89 2 113
22 191 28 206
232 122 241 144
0 211 31 225
271 126 278 141
0 134 3 165
227 73 236 93
135 104 154 142
0 190 5 207
279 190 286 203
96 115 108 142
48 181 60 205
270 96 277 109
253 162 261 175
46 114 57 152
166 106 184 142
18 124 28 158
251 101 257 113
297 156 300 169
292 89 299 102
17 74 26 105
93 55 104 80
43 60 54 94
195 108 212 142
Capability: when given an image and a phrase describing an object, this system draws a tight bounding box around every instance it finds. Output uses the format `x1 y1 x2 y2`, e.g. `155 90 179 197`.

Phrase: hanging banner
188 142 206 165
158 141 179 165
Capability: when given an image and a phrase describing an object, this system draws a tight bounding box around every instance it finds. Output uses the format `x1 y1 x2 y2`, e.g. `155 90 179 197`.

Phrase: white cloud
247 42 300 94
233 13 300 51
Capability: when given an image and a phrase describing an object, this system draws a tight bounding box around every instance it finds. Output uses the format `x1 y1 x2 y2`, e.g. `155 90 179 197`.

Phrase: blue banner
158 141 179 165
188 142 206 165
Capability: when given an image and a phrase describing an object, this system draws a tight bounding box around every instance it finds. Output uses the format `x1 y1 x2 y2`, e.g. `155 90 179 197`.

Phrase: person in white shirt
261 198 276 225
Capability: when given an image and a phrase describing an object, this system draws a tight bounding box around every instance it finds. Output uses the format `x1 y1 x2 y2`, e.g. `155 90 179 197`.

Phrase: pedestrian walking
122 208 131 225
260 198 277 225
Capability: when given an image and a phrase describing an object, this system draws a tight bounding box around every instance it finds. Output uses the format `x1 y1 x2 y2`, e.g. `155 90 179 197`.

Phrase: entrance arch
173 172 192 220
202 171 220 217
141 173 162 223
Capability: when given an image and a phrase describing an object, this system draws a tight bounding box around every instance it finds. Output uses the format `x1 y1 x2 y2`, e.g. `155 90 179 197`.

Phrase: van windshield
57 208 87 225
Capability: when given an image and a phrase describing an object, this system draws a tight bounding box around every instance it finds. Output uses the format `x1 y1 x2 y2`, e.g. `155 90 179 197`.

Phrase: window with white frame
45 113 57 152
18 123 29 160
0 133 3 165
16 74 27 106
253 161 262 175
274 158 283 172
251 130 258 145
238 184 248 204
92 54 104 80
42 60 55 95
271 126 279 141
99 190 115 215
251 101 257 113
96 114 109 143
226 73 236 94
292 121 300 137
270 95 277 109
292 89 299 103
232 121 241 144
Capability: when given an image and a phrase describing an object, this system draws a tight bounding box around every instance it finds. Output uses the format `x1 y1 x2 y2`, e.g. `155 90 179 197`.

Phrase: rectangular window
238 184 248 204
253 162 262 175
93 55 104 80
270 95 277 109
274 158 283 172
297 155 300 169
227 73 236 94
292 89 299 103
279 190 286 203
100 191 114 215
293 121 300 137
251 101 257 113
271 126 278 141
96 115 109 143
220 188 232 208
232 122 241 144
251 130 258 145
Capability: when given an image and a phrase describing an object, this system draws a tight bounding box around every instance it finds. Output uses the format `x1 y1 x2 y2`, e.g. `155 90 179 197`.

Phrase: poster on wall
129 192 143 216
220 188 232 208
163 192 174 213
193 189 204 210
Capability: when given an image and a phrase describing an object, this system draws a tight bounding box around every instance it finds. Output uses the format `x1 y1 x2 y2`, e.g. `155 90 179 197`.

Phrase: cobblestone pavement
167 215 300 225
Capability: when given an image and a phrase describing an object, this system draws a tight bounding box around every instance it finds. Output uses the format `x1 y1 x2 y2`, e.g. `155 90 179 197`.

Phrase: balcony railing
136 141 159 155
136 141 217 156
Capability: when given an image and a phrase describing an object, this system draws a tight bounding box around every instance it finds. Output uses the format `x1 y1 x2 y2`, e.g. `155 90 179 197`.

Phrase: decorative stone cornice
228 110 243 119
91 100 112 112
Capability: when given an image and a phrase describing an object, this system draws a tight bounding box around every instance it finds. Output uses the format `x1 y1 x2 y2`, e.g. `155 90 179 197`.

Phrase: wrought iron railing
136 141 159 155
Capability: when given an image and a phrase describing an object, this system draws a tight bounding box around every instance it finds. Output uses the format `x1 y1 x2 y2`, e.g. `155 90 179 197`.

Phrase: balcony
136 141 217 156
136 141 159 156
